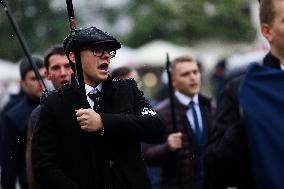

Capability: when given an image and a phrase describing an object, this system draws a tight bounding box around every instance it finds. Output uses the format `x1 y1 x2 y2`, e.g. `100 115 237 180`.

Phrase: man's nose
38 82 45 90
189 73 195 80
60 67 67 75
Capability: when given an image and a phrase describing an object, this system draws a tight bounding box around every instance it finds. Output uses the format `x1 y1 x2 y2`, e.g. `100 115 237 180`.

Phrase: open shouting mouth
98 63 109 71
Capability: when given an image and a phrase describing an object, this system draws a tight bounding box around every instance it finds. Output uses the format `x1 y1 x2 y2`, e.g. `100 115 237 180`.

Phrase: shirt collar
85 83 102 95
175 90 199 106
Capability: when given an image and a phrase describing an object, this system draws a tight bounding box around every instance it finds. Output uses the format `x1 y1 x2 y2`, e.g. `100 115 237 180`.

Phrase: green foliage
106 0 256 47
0 0 256 61
0 0 69 62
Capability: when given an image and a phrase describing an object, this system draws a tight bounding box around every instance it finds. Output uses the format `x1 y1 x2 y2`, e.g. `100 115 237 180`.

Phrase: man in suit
1 57 47 189
32 26 164 189
143 56 213 189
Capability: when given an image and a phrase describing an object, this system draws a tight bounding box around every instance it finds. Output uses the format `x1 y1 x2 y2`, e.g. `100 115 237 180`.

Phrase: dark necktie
189 100 202 144
88 90 100 111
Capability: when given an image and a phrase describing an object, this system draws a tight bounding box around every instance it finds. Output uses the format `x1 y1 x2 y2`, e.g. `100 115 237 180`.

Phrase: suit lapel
100 77 116 113
198 95 211 144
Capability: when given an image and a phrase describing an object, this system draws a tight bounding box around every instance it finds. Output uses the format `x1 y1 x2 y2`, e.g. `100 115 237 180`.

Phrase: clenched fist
167 132 183 151
75 108 103 132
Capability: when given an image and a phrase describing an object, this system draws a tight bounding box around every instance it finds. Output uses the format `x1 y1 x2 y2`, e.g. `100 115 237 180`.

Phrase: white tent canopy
134 40 196 66
0 59 19 81
110 46 136 70
0 59 19 105
109 40 259 71
225 49 268 77
110 40 197 69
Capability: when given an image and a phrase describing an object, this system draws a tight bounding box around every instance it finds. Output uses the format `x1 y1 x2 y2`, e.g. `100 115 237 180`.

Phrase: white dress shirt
85 83 102 109
175 91 203 133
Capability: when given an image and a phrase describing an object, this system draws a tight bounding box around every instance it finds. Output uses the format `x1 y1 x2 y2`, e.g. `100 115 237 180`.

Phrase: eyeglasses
82 47 116 58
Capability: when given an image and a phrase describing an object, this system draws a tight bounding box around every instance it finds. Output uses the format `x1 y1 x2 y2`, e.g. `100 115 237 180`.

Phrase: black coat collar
101 76 116 100
263 52 281 69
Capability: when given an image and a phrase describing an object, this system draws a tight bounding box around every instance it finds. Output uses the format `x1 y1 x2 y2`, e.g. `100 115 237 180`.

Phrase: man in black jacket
32 26 164 189
205 0 284 188
1 57 47 189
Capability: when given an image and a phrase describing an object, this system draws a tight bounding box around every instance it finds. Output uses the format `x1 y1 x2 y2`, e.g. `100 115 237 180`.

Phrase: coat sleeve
204 77 249 188
143 105 176 166
100 81 165 144
143 142 174 166
26 106 42 189
32 102 81 189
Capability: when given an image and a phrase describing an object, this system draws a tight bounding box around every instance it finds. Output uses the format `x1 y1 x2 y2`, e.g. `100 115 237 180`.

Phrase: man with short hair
205 0 284 188
32 27 164 189
144 56 213 189
43 44 73 90
25 44 73 189
1 56 47 189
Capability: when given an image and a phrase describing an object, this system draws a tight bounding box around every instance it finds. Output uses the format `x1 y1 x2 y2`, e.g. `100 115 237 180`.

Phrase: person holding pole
1 57 47 189
143 56 213 189
0 2 48 188
32 26 164 189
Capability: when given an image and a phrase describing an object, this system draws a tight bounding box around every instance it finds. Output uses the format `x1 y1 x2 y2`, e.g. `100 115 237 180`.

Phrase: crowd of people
0 0 284 188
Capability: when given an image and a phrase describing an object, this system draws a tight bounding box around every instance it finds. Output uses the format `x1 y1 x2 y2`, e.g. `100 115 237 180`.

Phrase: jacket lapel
100 77 116 113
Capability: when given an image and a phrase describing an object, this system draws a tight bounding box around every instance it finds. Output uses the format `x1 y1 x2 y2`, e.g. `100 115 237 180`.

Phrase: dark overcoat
204 52 281 189
32 77 165 189
143 94 212 189
0 90 25 163
1 96 38 189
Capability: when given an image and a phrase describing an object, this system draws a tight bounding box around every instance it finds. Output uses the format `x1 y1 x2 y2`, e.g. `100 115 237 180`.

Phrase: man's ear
68 52 76 64
261 23 272 43
171 76 176 88
20 79 27 93
46 70 51 80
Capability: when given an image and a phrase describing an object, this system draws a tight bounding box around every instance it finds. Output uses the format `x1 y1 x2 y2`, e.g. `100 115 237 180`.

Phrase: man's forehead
25 67 46 78
49 54 68 63
175 61 198 69
173 61 199 74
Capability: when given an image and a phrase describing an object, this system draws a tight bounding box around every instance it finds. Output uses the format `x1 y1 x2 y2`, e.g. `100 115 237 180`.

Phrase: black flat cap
63 26 121 54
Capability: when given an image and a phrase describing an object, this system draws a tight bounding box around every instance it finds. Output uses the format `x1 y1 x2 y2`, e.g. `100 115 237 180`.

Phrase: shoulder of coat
112 78 137 88
40 82 75 104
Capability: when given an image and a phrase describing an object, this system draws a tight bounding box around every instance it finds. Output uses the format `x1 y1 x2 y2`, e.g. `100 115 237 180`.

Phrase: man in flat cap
31 27 165 189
